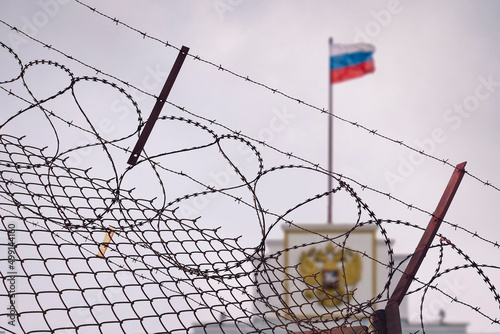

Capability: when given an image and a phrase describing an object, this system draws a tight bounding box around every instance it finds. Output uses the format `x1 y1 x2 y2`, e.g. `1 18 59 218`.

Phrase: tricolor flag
330 43 375 84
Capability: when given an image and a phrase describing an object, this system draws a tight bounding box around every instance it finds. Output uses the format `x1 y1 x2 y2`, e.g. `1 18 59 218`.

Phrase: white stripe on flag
330 43 375 56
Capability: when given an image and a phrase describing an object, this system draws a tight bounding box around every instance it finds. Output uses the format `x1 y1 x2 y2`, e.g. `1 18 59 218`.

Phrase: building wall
192 223 468 333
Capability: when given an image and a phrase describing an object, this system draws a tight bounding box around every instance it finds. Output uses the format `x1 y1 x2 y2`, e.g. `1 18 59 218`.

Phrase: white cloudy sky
1 1 500 332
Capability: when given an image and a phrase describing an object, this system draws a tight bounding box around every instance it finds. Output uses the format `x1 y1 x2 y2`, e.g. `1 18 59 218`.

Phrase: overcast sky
1 1 500 332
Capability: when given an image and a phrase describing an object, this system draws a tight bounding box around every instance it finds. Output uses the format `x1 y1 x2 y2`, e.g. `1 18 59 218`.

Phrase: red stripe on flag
330 60 375 84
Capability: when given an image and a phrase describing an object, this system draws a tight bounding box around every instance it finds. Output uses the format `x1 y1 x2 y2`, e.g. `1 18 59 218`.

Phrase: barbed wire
0 41 391 332
3 76 499 255
68 0 500 195
2 14 500 206
0 30 499 260
1 20 499 254
0 22 499 333
1 17 498 256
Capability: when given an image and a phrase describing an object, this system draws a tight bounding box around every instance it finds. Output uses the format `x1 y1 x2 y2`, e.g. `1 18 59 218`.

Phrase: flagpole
327 37 333 224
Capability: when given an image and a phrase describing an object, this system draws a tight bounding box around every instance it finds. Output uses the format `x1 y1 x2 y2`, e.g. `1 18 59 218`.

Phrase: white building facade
192 223 467 334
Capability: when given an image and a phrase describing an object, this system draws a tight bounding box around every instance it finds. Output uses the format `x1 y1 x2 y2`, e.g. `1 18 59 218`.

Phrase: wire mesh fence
0 40 391 333
0 130 385 333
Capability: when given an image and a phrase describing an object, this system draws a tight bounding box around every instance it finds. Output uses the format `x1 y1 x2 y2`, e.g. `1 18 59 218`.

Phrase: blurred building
192 223 468 333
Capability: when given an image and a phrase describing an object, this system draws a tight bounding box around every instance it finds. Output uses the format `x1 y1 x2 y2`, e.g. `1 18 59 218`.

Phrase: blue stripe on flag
330 51 374 70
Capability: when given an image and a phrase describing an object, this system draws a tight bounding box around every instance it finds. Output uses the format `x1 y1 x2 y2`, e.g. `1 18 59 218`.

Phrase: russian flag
330 43 375 84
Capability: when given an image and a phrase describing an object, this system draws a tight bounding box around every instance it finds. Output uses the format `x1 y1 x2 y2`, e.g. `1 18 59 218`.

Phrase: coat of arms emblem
298 242 362 307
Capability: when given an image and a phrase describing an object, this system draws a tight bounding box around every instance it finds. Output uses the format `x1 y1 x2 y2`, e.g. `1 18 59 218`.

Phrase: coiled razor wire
0 40 499 334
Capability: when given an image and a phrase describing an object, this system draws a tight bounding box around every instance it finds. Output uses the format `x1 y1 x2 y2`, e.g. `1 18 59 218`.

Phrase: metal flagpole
327 37 333 224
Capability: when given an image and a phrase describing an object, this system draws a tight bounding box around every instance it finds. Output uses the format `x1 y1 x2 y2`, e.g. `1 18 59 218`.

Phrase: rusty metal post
128 46 189 165
384 161 467 333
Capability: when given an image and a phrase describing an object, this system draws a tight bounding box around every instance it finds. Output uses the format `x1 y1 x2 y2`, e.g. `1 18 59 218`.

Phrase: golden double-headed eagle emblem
298 242 362 307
